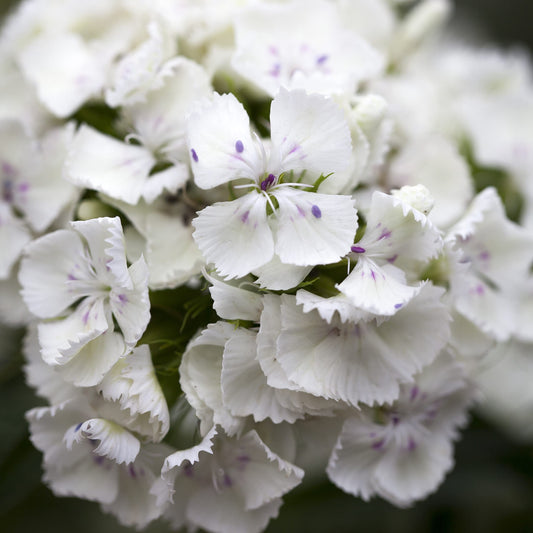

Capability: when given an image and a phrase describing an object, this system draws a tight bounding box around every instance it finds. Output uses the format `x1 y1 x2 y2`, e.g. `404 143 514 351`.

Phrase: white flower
327 351 474 506
274 286 450 406
188 88 358 279
19 216 150 386
153 426 304 533
231 0 384 97
336 190 443 316
26 397 171 529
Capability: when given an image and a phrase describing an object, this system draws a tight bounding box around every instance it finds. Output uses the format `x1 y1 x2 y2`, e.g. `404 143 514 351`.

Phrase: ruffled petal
193 192 274 279
187 92 263 189
270 88 352 176
64 418 141 465
274 188 357 266
336 257 423 316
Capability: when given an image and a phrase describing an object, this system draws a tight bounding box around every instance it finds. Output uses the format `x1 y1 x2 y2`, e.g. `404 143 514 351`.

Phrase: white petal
98 345 170 442
336 257 423 316
193 192 274 279
18 32 105 117
295 289 370 324
38 297 110 367
53 331 126 388
221 328 303 424
270 88 352 176
358 191 443 269
19 228 90 317
187 92 263 189
65 125 155 205
71 216 132 290
274 188 357 266
109 256 151 347
140 164 189 203
23 323 78 404
180 323 244 436
252 255 312 291
65 418 141 464
0 202 31 279
204 270 263 322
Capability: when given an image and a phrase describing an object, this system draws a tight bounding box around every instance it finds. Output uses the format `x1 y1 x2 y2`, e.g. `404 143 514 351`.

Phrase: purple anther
241 210 250 223
260 173 276 191
191 148 199 162
75 422 83 431
235 140 244 153
316 54 329 64
391 415 400 426
351 246 366 254
311 205 322 218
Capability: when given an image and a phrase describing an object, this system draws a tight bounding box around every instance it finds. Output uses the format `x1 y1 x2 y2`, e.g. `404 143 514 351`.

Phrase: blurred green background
2 0 533 532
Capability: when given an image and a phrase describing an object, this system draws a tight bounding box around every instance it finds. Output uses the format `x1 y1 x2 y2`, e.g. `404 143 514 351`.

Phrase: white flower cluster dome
1 0 533 531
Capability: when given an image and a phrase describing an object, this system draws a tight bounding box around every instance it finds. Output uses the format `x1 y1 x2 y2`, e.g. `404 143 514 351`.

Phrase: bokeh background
1 0 533 531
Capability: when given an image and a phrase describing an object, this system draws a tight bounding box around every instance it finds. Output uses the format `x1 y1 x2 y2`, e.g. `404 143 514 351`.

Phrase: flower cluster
2 0 533 531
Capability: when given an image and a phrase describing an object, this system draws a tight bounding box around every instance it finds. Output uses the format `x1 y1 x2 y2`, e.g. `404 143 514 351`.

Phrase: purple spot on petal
370 270 376 281
372 438 385 450
118 293 128 304
269 45 279 56
351 246 366 254
316 54 329 64
82 309 90 325
387 254 398 264
311 205 322 218
478 250 490 261
75 422 83 431
129 465 137 478
235 140 244 153
94 455 105 466
223 473 233 487
68 273 77 281
183 463 194 478
391 415 400 426
237 455 250 464
297 205 306 217
191 149 199 162
408 438 417 452
475 284 485 295
241 210 250 223
288 144 300 155
378 229 392 240
394 303 403 309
